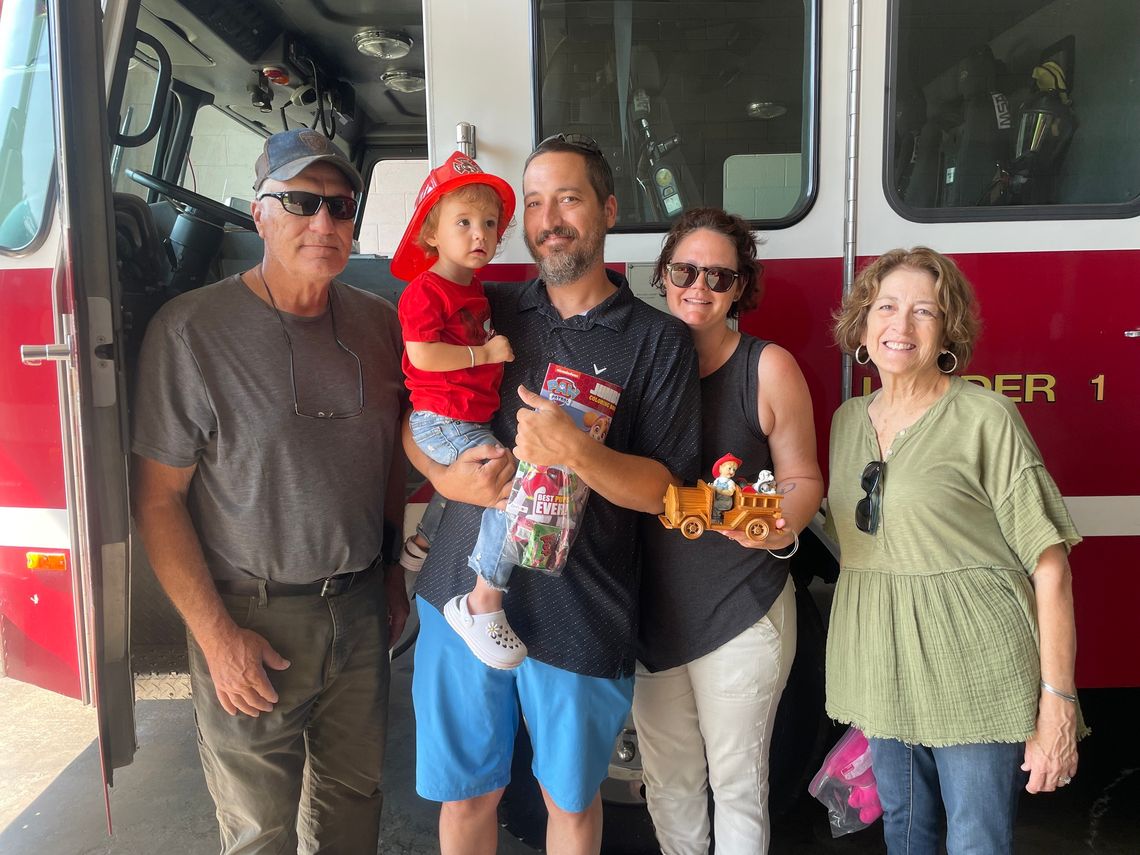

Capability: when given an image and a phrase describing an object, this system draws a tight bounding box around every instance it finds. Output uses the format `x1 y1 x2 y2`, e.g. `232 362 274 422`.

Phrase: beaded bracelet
1040 679 1077 703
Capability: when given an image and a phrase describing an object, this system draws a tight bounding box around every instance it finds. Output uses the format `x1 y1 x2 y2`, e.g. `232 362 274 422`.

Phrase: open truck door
1 0 136 810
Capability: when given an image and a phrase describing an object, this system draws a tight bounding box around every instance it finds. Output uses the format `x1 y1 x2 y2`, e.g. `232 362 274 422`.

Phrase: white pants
632 576 797 855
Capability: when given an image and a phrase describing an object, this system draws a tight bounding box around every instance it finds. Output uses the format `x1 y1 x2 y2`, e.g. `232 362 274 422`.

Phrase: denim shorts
409 410 499 465
413 601 633 813
409 410 514 588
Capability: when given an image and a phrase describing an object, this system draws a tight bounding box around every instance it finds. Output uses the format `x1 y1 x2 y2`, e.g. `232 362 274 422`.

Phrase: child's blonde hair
415 183 509 259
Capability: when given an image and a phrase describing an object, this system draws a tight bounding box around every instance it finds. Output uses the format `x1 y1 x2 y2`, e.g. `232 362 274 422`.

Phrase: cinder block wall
357 160 429 255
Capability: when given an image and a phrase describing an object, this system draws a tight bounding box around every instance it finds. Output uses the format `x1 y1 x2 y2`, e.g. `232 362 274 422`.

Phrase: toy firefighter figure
711 453 743 523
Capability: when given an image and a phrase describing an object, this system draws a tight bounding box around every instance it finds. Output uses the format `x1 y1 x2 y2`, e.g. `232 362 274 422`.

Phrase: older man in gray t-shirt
131 129 407 854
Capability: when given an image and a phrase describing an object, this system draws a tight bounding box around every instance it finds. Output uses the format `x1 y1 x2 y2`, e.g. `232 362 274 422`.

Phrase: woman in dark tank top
633 208 823 854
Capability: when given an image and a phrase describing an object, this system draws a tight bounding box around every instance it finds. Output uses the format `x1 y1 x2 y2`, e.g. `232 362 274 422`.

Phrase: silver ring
1059 775 1072 786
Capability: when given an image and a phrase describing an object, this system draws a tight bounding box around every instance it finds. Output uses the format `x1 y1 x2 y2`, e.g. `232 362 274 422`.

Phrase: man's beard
524 223 605 286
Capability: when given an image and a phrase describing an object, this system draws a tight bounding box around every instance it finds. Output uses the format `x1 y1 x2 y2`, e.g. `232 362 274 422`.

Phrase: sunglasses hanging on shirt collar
855 460 885 534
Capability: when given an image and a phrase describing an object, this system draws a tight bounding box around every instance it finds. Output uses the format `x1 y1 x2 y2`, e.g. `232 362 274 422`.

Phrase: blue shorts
413 601 633 813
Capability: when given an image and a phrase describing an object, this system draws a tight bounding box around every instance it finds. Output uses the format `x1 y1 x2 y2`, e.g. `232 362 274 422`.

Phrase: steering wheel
126 168 255 231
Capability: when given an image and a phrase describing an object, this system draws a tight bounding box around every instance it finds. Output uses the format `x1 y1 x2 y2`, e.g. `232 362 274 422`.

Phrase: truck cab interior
105 0 429 693
111 0 425 366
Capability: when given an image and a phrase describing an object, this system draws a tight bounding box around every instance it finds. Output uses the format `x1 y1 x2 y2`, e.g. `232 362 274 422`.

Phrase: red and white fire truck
1 0 1136 831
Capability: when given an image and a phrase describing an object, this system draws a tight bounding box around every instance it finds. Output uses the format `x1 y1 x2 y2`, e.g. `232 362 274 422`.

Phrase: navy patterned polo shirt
417 271 701 678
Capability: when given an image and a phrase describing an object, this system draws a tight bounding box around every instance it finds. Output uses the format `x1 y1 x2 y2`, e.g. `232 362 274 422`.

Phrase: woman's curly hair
832 246 981 371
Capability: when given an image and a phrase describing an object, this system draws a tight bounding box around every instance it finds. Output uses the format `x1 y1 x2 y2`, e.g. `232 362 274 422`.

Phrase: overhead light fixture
747 101 788 120
354 29 412 60
381 70 426 94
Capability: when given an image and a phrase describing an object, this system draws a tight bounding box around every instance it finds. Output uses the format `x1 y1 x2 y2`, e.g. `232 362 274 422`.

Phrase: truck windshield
0 0 54 252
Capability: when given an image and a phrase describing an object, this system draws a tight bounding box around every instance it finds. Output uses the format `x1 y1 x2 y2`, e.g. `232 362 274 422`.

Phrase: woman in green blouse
826 247 1083 854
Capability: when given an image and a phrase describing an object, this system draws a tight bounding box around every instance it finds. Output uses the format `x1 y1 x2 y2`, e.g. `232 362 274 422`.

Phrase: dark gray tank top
637 334 787 671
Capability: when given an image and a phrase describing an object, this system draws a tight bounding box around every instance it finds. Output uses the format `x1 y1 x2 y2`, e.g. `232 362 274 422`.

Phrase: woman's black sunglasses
855 460 885 534
257 190 358 221
665 262 740 293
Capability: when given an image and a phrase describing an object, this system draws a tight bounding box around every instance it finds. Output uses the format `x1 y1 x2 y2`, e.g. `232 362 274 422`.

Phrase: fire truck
1 0 1137 838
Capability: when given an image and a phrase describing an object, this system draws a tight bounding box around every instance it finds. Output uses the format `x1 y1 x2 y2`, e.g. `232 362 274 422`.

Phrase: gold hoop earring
855 344 871 365
939 350 959 374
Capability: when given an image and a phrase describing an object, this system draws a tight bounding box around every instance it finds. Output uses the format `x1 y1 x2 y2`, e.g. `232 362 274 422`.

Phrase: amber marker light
26 552 67 571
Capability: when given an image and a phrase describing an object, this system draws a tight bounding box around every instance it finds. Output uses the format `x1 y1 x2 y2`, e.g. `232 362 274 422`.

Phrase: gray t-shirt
132 274 405 584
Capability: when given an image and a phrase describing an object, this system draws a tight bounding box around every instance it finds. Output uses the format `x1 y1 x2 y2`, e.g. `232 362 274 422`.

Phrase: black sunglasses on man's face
855 460 885 534
257 190 358 221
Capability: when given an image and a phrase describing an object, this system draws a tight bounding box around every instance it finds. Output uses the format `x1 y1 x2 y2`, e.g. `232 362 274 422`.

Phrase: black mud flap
768 578 831 820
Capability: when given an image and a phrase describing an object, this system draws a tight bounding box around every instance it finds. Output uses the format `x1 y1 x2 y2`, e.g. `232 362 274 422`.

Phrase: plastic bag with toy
807 726 883 837
499 364 621 575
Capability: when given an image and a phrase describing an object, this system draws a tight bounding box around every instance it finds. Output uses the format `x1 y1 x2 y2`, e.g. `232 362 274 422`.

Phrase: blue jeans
409 410 514 590
867 737 1025 855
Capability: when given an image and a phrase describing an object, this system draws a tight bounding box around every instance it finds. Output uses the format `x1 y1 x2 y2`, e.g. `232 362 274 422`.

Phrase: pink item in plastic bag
807 726 883 837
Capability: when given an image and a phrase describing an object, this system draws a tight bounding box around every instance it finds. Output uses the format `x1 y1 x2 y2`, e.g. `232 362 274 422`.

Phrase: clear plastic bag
807 726 883 837
499 364 621 575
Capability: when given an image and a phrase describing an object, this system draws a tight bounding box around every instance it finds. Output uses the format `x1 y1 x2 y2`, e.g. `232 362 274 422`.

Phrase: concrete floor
0 678 97 834
0 650 530 855
2 655 1137 853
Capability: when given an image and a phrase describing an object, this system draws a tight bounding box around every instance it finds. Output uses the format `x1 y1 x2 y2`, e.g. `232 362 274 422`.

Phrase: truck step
132 644 191 700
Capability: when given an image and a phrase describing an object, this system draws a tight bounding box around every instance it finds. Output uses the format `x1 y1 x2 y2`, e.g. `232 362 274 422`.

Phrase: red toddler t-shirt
398 270 503 422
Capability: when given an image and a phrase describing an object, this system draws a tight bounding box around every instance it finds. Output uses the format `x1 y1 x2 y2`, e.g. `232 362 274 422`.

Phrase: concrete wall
183 107 264 207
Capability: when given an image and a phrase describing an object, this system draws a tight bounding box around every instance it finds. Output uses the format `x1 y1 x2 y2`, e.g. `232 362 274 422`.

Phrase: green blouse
825 378 1084 746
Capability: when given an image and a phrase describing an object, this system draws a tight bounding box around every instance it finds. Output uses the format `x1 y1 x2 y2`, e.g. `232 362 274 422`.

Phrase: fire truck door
15 0 136 792
0 0 75 696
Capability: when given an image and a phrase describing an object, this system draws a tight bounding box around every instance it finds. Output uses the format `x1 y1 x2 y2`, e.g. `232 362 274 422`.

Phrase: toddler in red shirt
393 152 525 669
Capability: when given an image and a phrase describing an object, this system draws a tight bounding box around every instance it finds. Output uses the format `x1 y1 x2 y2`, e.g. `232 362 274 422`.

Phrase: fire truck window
111 53 163 199
357 159 430 255
890 0 1140 215
180 106 267 210
0 0 54 252
535 0 818 229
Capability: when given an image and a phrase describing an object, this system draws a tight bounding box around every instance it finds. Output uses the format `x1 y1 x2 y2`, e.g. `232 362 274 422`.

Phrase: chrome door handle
457 122 475 159
1125 330 1140 338
20 338 73 365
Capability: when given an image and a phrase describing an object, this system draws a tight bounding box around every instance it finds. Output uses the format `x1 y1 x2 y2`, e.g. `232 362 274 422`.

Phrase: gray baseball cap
253 128 363 193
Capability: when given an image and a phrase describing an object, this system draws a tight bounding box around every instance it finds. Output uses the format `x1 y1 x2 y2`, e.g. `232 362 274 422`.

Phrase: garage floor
1 650 1136 853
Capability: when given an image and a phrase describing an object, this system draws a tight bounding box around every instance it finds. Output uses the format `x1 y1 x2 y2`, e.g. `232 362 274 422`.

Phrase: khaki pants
187 572 390 855
632 577 797 855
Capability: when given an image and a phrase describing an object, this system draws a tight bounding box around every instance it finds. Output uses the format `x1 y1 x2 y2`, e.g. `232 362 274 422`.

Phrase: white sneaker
399 536 429 573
